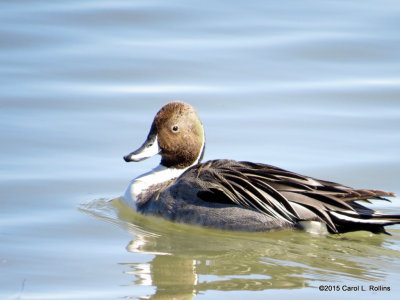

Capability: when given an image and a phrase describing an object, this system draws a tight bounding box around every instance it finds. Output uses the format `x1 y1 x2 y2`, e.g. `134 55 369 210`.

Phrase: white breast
123 165 185 210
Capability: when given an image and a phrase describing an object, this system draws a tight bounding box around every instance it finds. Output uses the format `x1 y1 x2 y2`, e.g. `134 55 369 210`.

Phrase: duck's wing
193 159 398 233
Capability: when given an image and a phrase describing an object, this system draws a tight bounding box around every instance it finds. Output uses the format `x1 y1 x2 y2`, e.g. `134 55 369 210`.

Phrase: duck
123 101 400 234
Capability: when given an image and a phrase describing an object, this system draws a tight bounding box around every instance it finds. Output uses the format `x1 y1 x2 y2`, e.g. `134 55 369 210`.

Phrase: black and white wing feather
193 160 398 234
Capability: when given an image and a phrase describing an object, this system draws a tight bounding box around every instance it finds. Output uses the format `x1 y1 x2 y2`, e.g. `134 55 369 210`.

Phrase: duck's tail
328 209 400 234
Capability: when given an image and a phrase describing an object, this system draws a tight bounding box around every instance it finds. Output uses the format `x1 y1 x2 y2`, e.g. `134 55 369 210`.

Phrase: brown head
123 101 205 169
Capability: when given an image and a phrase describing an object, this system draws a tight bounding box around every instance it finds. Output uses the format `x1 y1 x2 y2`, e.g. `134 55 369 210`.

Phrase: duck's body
123 102 399 234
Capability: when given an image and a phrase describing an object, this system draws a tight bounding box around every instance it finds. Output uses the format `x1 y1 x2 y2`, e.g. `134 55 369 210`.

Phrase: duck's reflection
123 256 198 300
80 198 398 299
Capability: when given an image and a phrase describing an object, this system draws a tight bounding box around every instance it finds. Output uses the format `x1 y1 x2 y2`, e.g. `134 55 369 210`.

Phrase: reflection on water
81 198 400 299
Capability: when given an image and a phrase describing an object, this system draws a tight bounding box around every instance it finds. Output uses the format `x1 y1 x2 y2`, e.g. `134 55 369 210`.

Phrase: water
1 0 400 299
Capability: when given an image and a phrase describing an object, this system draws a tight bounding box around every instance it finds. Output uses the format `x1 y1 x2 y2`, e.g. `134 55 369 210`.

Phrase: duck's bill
123 134 160 162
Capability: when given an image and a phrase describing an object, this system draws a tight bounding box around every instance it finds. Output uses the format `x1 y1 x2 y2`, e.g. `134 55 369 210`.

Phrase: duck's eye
172 125 179 132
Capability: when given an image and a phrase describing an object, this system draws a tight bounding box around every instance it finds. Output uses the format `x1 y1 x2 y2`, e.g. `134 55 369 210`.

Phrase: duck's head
124 101 205 169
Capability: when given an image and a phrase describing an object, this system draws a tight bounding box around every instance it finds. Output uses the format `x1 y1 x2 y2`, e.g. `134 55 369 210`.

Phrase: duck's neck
124 164 187 209
124 138 205 209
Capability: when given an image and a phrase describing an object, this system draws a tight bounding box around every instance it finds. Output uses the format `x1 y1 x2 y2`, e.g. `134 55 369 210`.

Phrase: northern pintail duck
123 101 400 234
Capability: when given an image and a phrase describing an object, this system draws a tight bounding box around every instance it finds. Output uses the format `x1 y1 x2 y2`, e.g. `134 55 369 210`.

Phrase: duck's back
140 159 399 234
